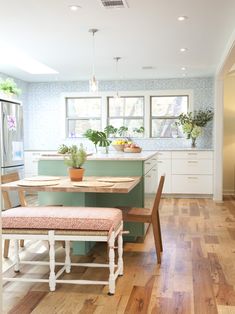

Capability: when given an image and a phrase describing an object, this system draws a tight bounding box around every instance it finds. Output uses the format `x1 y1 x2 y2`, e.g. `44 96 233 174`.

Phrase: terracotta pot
68 167 84 181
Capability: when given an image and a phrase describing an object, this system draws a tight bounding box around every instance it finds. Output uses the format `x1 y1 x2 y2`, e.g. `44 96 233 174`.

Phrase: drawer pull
158 161 163 163
188 153 197 155
187 176 198 179
152 158 157 161
152 169 157 171
145 162 151 165
188 161 198 163
146 175 151 178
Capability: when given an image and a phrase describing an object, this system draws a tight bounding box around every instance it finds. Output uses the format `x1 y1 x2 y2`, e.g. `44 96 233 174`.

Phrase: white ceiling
0 0 235 82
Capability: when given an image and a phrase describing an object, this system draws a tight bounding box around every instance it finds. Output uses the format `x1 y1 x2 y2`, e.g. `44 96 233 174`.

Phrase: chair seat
2 206 122 233
117 206 152 223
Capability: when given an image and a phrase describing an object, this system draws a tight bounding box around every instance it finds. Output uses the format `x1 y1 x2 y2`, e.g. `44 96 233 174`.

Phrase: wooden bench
2 206 123 295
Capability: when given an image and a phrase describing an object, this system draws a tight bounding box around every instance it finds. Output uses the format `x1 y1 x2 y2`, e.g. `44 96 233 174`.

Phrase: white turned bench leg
14 240 20 272
108 231 115 295
49 231 56 291
65 241 71 273
118 224 123 276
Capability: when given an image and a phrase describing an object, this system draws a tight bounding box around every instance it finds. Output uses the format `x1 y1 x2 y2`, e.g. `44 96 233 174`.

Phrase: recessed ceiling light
69 5 81 11
180 48 188 52
178 16 188 21
181 67 186 71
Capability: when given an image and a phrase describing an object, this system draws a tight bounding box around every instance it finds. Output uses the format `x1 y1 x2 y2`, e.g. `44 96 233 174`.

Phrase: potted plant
176 109 213 147
0 78 21 97
84 129 111 153
64 144 87 181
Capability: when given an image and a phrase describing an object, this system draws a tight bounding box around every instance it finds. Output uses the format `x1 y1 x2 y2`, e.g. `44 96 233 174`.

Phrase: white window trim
60 89 193 139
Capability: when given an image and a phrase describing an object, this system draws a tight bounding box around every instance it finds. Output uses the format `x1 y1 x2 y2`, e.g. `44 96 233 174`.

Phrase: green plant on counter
64 144 87 169
133 126 145 136
176 109 213 147
84 129 111 153
104 125 118 137
0 78 21 96
57 144 71 154
117 126 128 137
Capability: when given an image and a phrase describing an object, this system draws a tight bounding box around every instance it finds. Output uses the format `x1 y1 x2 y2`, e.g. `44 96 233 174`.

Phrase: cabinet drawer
144 154 157 174
172 159 213 175
157 151 171 159
172 151 213 159
172 175 213 194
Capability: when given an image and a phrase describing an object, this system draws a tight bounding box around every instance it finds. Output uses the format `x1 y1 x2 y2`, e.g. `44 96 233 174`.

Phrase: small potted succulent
64 144 87 181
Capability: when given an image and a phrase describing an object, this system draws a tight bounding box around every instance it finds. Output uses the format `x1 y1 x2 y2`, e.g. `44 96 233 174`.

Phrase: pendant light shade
89 28 99 92
114 57 121 105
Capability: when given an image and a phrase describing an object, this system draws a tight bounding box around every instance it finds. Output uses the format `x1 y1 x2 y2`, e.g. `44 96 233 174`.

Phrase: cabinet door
157 159 171 193
172 175 213 194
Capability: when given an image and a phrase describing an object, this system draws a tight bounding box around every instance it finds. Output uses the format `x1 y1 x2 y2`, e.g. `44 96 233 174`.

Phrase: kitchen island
38 151 157 254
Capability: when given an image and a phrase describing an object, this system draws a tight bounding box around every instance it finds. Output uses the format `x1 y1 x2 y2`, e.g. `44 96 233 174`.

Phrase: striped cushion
2 207 122 232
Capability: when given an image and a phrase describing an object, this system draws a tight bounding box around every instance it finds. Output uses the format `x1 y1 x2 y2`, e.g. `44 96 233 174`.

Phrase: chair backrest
151 175 165 219
1 172 26 209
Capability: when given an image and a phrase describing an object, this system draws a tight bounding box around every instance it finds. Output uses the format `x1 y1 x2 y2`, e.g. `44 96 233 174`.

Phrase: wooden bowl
123 147 142 153
112 144 125 151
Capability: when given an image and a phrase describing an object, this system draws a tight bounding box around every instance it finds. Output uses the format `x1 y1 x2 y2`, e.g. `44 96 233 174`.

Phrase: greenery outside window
108 96 144 137
150 95 189 138
66 97 102 137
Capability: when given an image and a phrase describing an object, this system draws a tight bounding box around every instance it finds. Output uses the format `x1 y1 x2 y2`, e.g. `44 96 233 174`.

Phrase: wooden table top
0 176 141 194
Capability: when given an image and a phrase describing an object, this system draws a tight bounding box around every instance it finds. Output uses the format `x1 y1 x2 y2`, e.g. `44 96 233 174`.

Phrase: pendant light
113 57 121 104
89 28 99 92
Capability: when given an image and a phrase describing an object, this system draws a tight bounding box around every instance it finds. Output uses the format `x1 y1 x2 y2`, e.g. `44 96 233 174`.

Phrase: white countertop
39 151 157 161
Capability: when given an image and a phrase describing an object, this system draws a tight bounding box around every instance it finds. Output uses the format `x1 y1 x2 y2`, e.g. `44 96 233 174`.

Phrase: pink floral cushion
2 207 122 232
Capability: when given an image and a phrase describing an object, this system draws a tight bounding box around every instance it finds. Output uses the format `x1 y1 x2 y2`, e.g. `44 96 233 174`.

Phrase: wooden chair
1 172 27 258
118 175 165 263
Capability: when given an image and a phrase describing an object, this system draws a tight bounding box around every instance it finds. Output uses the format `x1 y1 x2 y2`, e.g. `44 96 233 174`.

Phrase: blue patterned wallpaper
0 73 214 150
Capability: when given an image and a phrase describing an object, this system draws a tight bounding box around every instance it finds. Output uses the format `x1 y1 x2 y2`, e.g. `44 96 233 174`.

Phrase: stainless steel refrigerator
0 98 24 207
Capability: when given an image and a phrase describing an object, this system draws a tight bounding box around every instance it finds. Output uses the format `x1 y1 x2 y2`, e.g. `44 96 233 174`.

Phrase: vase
191 138 196 148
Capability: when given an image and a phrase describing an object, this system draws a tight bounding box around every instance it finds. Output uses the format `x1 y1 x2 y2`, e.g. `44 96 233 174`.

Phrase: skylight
0 43 58 75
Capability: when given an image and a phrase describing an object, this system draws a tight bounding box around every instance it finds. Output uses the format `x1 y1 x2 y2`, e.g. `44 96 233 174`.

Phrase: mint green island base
38 159 147 255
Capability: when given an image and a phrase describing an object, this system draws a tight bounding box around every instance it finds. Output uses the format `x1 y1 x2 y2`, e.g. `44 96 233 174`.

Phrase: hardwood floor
2 196 235 314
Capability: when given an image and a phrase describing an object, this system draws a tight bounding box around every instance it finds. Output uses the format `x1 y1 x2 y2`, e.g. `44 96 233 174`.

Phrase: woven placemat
24 176 60 181
17 180 60 187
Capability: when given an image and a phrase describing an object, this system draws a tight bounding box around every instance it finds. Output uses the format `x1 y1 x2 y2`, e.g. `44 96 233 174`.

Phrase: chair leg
20 240 24 248
3 240 10 258
151 220 162 264
157 211 163 252
108 231 115 295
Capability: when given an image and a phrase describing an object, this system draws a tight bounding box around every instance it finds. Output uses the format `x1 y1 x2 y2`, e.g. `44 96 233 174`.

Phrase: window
150 95 189 138
108 96 144 137
66 97 102 137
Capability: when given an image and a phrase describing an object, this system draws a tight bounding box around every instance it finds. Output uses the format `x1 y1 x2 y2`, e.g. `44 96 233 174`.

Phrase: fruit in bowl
112 139 127 151
123 142 142 153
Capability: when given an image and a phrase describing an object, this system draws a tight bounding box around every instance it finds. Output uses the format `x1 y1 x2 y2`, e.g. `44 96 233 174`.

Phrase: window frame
61 90 193 139
65 96 102 138
107 96 145 137
150 94 191 138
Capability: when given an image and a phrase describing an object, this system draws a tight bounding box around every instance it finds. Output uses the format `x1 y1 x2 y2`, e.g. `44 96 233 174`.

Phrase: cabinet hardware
146 175 151 178
188 153 197 155
152 169 157 171
145 162 151 165
187 176 198 179
188 161 198 163
152 158 157 161
158 161 163 163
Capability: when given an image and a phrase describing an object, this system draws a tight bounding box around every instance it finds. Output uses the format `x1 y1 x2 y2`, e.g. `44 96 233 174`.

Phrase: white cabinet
171 150 213 194
24 151 55 177
156 151 172 194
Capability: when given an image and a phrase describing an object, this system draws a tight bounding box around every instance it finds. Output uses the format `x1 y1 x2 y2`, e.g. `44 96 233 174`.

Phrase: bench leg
65 241 71 273
118 227 123 276
108 231 115 295
49 231 56 291
14 240 20 272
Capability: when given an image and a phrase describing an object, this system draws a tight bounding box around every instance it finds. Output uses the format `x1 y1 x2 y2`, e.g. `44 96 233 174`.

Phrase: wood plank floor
2 196 235 314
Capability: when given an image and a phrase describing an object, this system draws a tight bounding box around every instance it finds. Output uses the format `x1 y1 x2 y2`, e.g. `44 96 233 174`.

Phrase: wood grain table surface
0 176 141 194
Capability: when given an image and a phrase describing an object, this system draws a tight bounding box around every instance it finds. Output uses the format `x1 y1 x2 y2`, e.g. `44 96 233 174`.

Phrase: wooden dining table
0 176 141 194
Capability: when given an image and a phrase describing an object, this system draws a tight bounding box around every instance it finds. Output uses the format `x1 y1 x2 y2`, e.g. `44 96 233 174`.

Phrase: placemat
17 180 60 187
72 181 114 187
24 176 61 181
97 177 135 182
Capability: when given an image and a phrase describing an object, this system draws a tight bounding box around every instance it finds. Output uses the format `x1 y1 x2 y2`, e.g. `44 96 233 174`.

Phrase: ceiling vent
98 0 128 9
